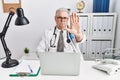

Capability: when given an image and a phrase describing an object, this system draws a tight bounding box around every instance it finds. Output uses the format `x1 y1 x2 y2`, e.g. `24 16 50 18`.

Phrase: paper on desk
10 59 40 76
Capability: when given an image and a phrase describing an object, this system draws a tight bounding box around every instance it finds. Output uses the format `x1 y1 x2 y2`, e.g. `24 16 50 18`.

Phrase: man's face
55 11 69 30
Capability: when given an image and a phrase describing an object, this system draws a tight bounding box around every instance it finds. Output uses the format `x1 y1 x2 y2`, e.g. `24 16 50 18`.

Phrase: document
9 59 40 77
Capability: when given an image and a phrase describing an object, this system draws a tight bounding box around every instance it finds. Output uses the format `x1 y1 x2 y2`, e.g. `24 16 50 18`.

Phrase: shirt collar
55 26 66 34
56 27 61 33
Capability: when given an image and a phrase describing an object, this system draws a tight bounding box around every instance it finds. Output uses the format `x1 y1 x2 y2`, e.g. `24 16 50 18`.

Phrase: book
9 59 40 77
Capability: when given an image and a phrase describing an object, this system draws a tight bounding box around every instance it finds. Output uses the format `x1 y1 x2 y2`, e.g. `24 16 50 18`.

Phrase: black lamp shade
15 8 29 25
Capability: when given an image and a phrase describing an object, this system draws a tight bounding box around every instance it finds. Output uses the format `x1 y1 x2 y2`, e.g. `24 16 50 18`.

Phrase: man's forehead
56 11 69 17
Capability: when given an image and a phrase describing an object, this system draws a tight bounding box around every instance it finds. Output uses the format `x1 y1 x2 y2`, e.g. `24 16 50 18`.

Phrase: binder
92 16 98 37
102 16 107 36
93 0 97 12
89 41 96 60
95 41 102 59
9 59 40 77
108 16 113 36
101 41 111 58
83 17 88 35
98 17 103 37
80 40 87 59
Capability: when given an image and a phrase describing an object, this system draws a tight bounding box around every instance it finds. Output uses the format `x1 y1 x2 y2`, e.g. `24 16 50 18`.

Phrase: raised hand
66 13 81 36
66 13 83 42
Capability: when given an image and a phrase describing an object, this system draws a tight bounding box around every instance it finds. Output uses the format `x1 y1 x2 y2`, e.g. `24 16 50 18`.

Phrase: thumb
66 28 71 33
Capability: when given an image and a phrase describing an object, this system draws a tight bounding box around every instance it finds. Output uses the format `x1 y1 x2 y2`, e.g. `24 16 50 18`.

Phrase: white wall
0 0 118 59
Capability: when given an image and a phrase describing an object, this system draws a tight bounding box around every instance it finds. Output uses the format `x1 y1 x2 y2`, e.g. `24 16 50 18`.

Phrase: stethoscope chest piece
67 38 71 43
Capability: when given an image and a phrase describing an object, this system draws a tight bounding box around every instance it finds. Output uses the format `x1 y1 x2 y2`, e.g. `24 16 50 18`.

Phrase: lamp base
1 59 19 68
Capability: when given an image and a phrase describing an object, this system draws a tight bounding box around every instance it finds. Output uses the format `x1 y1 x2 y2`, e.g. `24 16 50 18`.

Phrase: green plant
24 48 29 54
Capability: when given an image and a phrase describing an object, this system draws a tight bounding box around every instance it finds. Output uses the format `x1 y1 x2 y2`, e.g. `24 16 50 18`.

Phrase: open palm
66 13 81 36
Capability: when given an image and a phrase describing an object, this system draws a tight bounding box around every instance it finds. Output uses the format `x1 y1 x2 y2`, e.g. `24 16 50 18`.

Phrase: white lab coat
37 27 86 61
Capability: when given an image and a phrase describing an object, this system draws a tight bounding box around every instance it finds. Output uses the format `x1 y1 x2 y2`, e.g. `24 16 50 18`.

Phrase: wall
0 0 117 59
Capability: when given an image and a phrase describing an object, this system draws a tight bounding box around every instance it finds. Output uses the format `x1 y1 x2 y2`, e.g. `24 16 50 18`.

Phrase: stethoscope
50 27 73 47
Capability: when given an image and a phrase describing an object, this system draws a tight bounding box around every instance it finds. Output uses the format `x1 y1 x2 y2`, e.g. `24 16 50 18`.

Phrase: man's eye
57 17 68 20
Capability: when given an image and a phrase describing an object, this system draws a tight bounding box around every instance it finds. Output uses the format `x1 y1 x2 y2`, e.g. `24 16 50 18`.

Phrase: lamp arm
1 11 15 36
0 11 16 65
1 37 11 63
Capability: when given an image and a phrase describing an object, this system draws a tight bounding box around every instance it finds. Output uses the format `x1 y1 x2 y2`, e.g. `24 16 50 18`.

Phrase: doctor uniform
37 27 86 61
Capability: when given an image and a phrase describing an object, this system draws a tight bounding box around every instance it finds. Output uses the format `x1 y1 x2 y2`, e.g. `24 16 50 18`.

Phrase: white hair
55 8 70 16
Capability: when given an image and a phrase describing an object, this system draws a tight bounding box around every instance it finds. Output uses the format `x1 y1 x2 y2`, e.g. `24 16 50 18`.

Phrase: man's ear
55 16 57 21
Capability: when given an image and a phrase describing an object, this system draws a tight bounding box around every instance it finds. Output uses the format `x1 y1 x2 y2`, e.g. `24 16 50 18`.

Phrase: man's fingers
77 16 79 23
73 13 78 22
70 13 79 23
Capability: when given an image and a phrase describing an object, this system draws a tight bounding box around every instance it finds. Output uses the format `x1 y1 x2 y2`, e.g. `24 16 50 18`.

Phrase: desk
0 59 120 80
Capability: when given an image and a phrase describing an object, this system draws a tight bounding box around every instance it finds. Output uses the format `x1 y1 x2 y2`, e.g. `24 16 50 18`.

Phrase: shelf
77 13 117 60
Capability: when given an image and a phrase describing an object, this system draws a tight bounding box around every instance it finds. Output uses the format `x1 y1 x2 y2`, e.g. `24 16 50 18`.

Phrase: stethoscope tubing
50 27 71 47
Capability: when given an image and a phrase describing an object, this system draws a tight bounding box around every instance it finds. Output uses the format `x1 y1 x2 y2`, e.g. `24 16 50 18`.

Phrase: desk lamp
0 8 29 68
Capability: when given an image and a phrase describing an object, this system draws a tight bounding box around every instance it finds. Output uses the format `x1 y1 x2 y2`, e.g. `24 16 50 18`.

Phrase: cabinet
77 13 117 60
